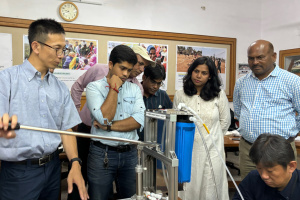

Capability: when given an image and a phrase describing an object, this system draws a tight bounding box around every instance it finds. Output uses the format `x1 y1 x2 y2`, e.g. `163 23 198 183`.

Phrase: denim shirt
0 60 81 161
86 77 145 146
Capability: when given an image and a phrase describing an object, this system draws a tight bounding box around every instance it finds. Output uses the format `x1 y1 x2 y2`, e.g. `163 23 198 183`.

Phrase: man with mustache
233 134 300 200
85 45 146 200
233 40 300 179
139 64 172 141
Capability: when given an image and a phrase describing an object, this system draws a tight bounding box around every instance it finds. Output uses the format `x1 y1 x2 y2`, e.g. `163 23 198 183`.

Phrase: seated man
233 133 300 200
139 64 173 141
86 45 145 200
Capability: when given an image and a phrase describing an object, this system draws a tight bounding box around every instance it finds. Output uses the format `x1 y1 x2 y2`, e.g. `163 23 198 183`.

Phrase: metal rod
20 125 155 146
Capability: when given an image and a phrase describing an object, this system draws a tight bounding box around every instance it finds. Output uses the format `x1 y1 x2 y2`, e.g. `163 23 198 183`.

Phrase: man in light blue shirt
233 40 300 179
0 19 88 200
86 45 145 200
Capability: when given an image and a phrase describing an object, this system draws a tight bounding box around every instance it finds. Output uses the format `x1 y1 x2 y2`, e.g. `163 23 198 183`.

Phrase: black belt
287 136 296 143
6 148 62 166
242 136 295 145
92 141 135 153
241 137 253 145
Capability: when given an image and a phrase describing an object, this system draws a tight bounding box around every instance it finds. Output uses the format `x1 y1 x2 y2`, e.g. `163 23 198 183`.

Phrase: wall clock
59 1 79 22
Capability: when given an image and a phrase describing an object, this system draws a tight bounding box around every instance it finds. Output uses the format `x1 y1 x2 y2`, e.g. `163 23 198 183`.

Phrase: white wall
0 0 262 68
262 0 300 63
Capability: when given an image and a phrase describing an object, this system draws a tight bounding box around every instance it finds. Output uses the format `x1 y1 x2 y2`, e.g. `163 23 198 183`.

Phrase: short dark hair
144 64 166 80
28 18 65 54
249 134 295 169
109 45 137 66
183 56 221 101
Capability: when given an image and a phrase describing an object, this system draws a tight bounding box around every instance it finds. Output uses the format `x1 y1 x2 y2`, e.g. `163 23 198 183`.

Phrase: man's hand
67 162 89 200
93 120 107 131
107 74 123 90
0 113 17 139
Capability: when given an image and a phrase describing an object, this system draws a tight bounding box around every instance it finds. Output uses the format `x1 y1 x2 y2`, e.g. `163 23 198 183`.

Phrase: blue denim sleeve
130 85 145 132
86 80 108 125
60 85 82 131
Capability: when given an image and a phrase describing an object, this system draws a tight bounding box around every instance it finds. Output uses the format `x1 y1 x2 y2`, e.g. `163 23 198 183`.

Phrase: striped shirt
233 65 300 143
86 77 145 146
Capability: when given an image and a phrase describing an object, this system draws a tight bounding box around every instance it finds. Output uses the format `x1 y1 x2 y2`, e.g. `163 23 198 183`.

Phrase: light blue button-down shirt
0 60 81 161
86 77 145 146
233 65 300 143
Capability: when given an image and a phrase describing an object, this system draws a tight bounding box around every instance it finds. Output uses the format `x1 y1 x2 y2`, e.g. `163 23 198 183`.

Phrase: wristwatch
69 157 82 167
107 124 112 132
106 120 112 132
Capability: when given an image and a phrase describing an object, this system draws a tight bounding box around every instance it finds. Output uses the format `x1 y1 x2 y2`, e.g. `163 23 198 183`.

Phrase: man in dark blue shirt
138 64 173 141
233 134 300 200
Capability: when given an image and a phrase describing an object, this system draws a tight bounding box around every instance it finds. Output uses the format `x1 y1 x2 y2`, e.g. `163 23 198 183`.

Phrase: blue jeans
87 142 137 200
0 154 61 200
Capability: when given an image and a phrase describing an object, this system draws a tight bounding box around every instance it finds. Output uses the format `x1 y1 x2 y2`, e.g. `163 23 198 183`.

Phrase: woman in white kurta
173 56 231 200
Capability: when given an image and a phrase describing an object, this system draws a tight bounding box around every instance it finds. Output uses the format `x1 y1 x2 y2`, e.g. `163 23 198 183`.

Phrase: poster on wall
23 36 98 90
176 45 227 91
107 41 168 90
237 63 250 79
0 33 12 71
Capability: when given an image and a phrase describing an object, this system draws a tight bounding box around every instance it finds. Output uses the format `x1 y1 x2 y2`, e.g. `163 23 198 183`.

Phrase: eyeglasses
37 41 67 56
149 78 164 87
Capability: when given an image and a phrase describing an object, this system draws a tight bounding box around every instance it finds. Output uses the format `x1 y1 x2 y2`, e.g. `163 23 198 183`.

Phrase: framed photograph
279 48 300 76
0 16 237 101
237 63 250 79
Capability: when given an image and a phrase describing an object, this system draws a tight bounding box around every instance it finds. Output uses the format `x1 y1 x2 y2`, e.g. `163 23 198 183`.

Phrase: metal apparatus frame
141 109 191 200
13 109 191 200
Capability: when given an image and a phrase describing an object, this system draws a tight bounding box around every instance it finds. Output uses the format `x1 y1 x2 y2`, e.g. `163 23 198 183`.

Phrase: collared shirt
0 60 81 161
233 169 300 200
70 65 143 126
138 89 173 141
127 77 144 95
143 89 173 109
71 64 109 126
86 77 145 146
233 66 300 143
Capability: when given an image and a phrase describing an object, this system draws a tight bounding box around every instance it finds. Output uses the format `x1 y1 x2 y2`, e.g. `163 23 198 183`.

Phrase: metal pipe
136 146 144 200
19 125 155 146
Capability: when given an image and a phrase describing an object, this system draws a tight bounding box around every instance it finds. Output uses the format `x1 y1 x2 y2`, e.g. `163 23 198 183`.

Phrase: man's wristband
110 87 119 93
69 157 82 168
106 83 119 93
